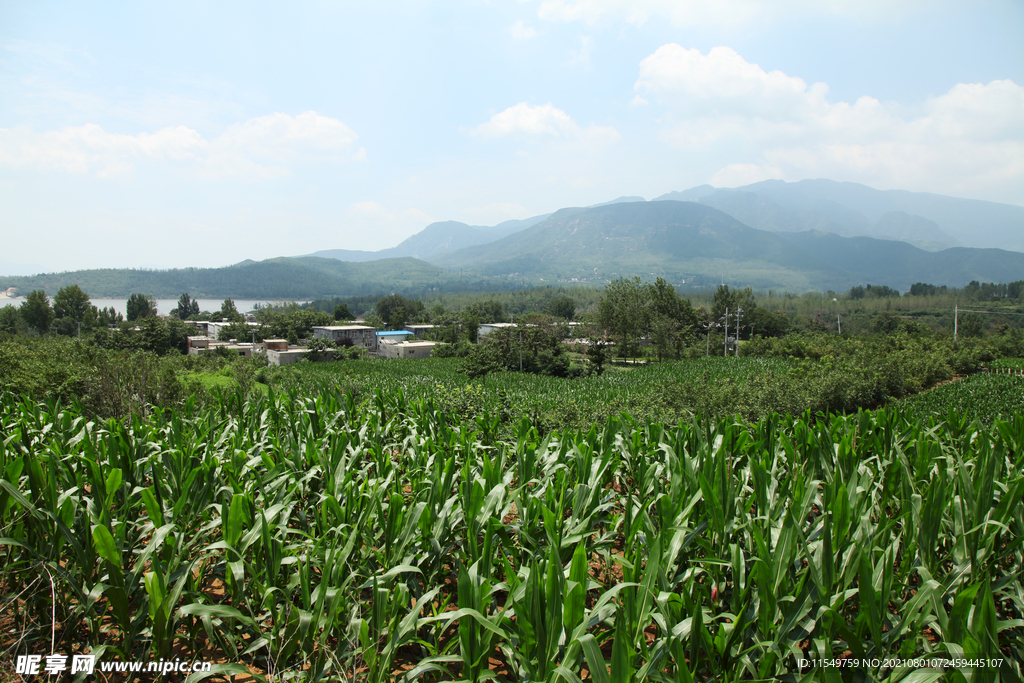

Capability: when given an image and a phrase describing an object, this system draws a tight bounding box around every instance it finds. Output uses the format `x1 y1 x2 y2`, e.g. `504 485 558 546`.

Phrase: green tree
711 285 757 338
173 293 200 320
586 340 608 375
543 296 576 321
598 277 649 360
137 317 170 354
334 303 354 321
165 318 191 353
465 313 480 343
97 307 124 327
127 293 158 321
465 300 504 323
958 311 984 338
220 298 244 323
375 294 424 329
21 290 54 333
464 323 570 379
53 285 92 324
0 305 22 335
647 277 696 359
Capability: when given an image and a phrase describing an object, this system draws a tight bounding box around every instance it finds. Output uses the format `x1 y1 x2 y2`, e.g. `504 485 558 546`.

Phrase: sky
1 0 1022 273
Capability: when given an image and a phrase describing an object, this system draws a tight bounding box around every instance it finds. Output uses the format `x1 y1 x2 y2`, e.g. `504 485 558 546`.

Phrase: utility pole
954 305 958 341
837 315 841 335
702 321 718 357
722 307 729 357
735 308 743 357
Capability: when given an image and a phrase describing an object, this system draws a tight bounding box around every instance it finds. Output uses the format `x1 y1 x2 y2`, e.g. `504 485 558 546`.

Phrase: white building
377 339 438 359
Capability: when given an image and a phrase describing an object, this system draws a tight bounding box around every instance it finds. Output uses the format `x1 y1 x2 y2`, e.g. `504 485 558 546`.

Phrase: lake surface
1 298 308 317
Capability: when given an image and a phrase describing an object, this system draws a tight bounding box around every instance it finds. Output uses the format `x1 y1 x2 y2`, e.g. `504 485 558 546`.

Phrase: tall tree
646 277 697 360
173 293 200 320
465 300 504 323
21 290 54 333
127 293 158 321
543 296 576 321
711 285 757 338
0 305 21 334
97 306 124 327
465 313 480 343
598 277 649 359
375 294 424 328
53 285 92 323
333 303 354 321
220 298 244 322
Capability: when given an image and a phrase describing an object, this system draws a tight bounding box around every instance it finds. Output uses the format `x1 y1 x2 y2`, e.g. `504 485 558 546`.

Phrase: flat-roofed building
377 330 413 342
312 325 377 350
187 336 255 357
404 324 435 337
187 336 210 354
378 339 437 359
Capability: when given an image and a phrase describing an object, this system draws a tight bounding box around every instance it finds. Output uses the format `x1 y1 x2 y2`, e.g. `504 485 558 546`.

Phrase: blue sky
1 0 1022 272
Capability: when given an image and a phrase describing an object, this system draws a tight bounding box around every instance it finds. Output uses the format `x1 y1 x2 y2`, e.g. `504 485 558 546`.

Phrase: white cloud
0 111 360 179
215 111 358 160
510 20 539 39
537 0 927 27
473 102 579 138
634 44 1024 198
471 102 620 145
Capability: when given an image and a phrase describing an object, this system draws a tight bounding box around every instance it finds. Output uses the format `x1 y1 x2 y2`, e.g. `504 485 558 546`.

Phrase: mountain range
3 180 1021 297
301 215 550 262
429 201 1024 291
301 179 1024 291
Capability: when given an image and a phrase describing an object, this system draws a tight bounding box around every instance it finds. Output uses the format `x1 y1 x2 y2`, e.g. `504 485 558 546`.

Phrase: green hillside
430 201 845 289
781 231 1024 288
0 257 480 298
427 200 1024 291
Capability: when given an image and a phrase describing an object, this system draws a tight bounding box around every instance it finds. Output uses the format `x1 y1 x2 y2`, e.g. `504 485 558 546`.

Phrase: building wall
312 326 377 350
378 341 436 359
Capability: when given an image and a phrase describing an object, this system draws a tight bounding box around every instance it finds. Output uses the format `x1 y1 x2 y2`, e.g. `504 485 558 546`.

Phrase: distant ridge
429 200 1024 291
0 257 467 299
7 179 1020 296
656 179 1023 253
302 214 550 263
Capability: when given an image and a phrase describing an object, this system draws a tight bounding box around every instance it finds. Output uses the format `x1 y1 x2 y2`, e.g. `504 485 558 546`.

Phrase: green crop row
896 373 1024 426
1 388 1022 681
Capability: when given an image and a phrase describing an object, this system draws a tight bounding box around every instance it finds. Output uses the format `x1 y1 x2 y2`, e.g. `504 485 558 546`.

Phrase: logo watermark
15 654 213 677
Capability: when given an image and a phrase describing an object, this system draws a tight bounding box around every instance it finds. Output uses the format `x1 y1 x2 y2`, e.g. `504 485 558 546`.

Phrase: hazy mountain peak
652 185 717 202
588 195 647 208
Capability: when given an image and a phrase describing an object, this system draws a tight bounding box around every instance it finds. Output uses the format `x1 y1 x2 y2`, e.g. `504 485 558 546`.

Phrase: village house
312 325 377 351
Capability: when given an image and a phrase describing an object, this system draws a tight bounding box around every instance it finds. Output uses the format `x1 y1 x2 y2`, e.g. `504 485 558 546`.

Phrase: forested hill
0 257 509 299
429 200 1024 291
430 201 840 290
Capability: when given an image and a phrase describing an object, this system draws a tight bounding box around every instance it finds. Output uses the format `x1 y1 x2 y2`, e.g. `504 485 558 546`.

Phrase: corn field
1 387 1022 682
